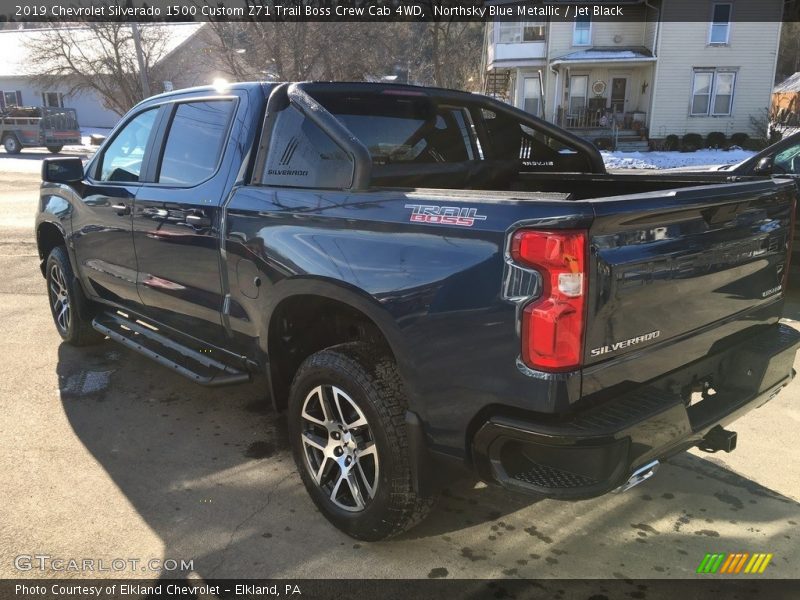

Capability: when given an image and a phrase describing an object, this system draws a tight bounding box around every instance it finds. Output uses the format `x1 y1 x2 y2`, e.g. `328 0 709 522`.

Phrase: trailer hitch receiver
698 425 737 453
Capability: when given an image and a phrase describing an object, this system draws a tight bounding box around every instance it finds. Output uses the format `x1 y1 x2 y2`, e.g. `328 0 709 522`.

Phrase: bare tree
411 20 484 90
206 21 416 82
778 22 800 82
206 21 482 90
23 23 190 115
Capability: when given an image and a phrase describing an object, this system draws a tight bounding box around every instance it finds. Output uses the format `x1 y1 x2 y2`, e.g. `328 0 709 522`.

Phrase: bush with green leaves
664 134 680 151
729 132 750 148
681 133 703 152
706 132 727 149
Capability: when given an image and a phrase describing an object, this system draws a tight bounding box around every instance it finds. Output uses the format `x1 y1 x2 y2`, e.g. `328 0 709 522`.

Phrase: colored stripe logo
696 553 773 574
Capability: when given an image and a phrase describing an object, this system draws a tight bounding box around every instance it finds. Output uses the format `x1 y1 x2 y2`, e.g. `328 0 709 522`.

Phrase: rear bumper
472 323 800 499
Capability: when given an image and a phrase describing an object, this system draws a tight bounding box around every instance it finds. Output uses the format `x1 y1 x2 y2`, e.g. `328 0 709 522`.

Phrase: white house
0 23 215 129
484 0 784 148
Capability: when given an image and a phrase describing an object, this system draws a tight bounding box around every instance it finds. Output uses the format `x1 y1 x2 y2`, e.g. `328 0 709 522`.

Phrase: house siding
549 6 648 59
648 0 783 139
0 77 120 128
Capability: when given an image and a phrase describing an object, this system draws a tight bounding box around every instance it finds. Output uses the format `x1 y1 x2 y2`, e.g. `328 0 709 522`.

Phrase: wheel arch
264 278 414 412
36 220 68 277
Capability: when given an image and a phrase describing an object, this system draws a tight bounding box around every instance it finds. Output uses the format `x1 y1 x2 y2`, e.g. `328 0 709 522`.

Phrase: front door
132 97 237 345
610 77 628 115
72 107 159 308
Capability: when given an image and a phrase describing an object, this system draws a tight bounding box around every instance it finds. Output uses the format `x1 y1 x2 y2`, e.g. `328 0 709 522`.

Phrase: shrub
681 133 703 152
664 134 680 151
593 137 613 151
706 131 727 149
729 132 750 148
743 138 769 151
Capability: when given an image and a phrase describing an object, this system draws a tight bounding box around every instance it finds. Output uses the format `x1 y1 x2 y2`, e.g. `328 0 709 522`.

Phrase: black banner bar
1 0 799 23
2 579 800 600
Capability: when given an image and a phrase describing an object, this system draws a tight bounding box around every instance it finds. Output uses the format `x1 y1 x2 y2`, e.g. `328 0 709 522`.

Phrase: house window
709 3 732 45
522 21 546 42
573 15 591 46
569 75 589 114
523 76 542 116
42 92 63 108
691 69 737 116
1 90 22 109
498 21 546 43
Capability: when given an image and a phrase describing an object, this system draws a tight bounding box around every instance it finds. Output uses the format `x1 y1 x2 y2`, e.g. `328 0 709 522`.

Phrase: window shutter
15 91 22 106
59 93 64 107
0 92 5 111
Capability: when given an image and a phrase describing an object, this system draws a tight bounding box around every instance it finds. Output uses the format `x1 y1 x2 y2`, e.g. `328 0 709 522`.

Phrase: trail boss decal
405 204 488 227
590 330 661 357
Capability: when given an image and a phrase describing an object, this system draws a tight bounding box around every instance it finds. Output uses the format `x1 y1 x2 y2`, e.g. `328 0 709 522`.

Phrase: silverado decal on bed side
590 331 662 357
405 204 488 227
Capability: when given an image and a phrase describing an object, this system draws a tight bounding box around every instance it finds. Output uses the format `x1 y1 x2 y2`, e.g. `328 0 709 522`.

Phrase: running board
92 312 251 387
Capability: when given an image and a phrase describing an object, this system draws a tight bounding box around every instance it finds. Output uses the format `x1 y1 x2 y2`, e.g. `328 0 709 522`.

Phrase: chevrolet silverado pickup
35 82 800 540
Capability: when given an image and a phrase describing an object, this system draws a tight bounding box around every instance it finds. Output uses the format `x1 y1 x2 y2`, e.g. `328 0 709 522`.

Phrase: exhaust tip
613 460 660 494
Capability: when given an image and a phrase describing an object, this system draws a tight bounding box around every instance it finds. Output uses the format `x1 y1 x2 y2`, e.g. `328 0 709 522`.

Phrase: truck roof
140 80 485 105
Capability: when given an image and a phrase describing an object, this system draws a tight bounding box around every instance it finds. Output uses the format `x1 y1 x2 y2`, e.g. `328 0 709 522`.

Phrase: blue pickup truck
35 82 800 540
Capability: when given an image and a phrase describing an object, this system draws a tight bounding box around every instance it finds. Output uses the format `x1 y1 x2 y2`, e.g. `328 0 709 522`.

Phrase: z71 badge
405 204 487 227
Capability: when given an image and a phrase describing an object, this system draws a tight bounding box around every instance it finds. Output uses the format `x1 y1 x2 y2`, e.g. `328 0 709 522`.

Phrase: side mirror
753 156 774 175
42 157 84 184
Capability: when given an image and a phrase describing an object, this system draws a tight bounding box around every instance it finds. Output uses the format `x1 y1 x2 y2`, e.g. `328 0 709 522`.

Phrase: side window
157 100 234 186
98 108 157 182
774 143 800 175
261 105 354 189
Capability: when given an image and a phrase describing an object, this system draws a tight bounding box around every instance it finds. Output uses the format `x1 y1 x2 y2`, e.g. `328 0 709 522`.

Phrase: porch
550 48 656 150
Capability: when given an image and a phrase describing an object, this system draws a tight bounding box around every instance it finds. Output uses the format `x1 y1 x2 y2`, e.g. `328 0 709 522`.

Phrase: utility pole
131 23 150 99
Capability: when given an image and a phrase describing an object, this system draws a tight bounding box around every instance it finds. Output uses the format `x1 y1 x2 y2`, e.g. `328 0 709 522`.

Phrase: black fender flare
261 276 421 412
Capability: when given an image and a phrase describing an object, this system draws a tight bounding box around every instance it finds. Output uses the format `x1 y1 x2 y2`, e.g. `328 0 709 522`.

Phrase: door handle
111 202 130 215
142 207 169 218
185 214 211 227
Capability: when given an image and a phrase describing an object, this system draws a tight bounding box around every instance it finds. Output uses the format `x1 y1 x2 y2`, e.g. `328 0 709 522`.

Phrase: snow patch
602 148 755 171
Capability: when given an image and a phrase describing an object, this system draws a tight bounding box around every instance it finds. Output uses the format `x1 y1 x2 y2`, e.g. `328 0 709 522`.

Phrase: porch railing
557 107 648 132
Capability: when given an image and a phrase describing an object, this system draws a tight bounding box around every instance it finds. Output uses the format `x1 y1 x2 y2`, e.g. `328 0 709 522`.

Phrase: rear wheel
46 145 64 154
3 135 21 154
288 343 436 540
46 246 104 346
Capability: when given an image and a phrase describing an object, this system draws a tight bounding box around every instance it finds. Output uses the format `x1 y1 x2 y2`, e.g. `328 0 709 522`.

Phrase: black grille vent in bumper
510 462 598 489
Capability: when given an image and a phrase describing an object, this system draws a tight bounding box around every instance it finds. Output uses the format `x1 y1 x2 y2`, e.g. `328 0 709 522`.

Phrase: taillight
511 229 588 372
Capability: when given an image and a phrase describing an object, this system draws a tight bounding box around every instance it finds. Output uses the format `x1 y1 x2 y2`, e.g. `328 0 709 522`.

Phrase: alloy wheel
49 263 71 334
300 384 379 512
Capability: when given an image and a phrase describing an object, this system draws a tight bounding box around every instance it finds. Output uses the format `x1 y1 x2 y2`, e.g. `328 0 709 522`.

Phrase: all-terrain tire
45 246 104 346
288 342 437 540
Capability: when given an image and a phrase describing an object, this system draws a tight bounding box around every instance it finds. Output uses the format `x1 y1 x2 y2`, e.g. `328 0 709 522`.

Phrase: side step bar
92 312 251 387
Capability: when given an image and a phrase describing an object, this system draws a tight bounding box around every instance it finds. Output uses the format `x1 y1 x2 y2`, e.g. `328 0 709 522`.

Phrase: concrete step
615 141 650 152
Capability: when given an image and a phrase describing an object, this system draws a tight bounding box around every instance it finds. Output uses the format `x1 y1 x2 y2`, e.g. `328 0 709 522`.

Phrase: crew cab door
72 107 159 308
132 96 238 345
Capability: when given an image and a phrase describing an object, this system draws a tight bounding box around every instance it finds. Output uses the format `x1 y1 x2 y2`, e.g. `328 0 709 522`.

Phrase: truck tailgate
584 180 796 369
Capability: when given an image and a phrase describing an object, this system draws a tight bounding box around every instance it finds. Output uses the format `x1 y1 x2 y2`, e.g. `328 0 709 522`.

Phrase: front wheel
3 135 21 154
46 145 64 154
288 343 436 540
45 246 104 346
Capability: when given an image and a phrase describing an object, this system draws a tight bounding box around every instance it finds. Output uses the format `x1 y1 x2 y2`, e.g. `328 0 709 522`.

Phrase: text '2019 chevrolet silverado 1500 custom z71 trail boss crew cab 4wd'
36 82 800 540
